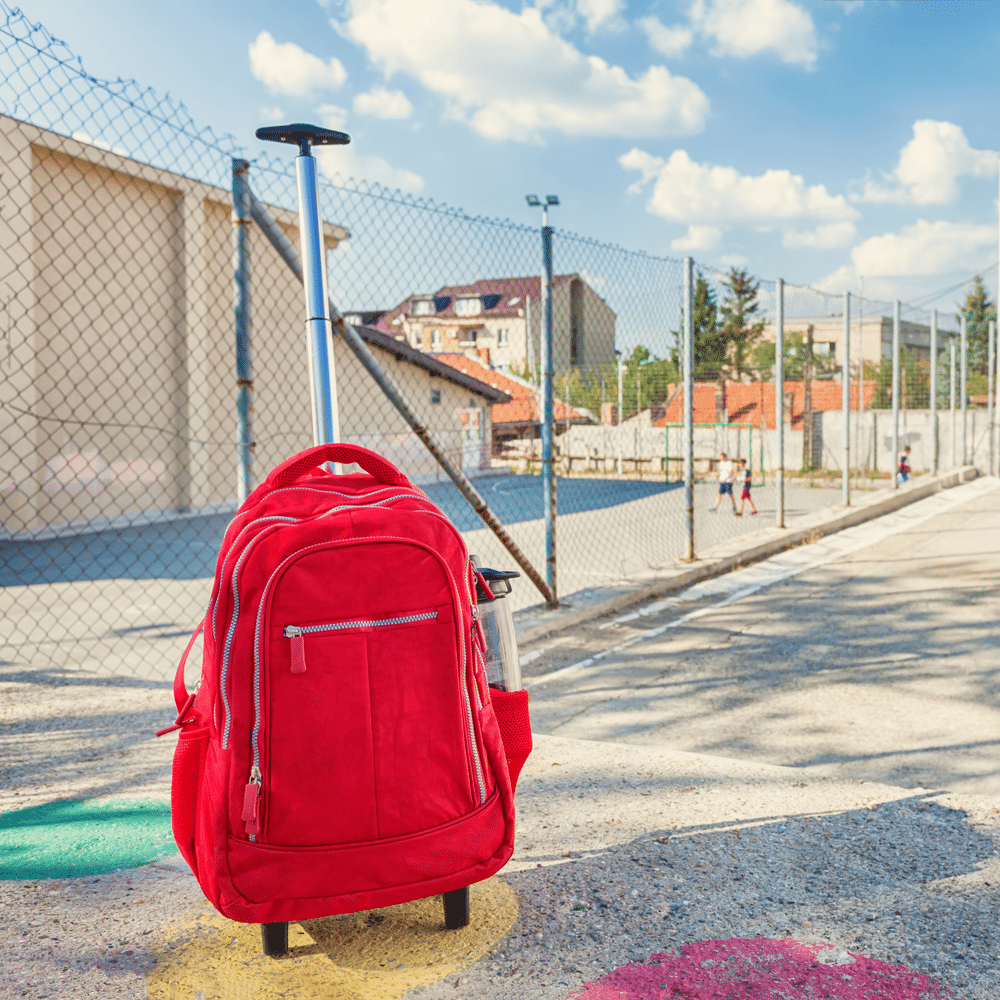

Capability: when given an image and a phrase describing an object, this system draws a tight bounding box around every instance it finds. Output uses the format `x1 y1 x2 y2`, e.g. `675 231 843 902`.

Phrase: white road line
524 477 999 689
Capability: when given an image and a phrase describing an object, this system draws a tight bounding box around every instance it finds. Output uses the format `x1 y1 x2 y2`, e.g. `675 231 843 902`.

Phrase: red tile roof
653 381 877 429
430 353 588 426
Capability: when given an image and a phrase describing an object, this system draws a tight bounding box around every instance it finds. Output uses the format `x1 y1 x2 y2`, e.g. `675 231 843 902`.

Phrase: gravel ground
408 737 1000 1000
2 725 998 999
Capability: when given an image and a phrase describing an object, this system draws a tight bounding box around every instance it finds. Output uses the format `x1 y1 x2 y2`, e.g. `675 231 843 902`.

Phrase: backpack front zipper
282 611 438 673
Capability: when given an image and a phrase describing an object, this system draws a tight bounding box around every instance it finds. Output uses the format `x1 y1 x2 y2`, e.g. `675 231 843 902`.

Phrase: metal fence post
776 278 785 528
994 319 1000 475
540 217 557 604
960 313 968 465
930 308 938 475
842 290 850 505
617 359 624 476
684 257 695 560
950 337 956 468
231 157 254 504
988 318 995 475
892 300 900 488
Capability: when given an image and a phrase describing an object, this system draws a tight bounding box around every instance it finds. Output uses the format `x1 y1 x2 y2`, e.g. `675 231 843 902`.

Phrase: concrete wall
540 409 993 478
0 115 494 536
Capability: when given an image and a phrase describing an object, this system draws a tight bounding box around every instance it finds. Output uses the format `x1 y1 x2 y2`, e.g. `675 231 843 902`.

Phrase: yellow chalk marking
146 877 517 1000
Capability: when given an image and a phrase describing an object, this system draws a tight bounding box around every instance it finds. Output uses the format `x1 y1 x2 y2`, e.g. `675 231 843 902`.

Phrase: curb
515 466 979 647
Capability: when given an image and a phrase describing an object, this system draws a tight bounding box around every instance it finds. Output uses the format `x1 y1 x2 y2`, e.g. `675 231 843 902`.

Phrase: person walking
712 451 736 511
735 458 757 516
898 445 911 483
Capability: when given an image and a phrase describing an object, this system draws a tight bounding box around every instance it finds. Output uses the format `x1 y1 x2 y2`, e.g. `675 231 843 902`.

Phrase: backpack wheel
442 886 470 929
261 921 289 956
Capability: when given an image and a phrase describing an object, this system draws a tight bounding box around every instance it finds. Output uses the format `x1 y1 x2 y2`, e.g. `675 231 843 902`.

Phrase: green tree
956 275 996 374
750 330 837 382
560 350 679 421
672 272 727 379
719 267 765 379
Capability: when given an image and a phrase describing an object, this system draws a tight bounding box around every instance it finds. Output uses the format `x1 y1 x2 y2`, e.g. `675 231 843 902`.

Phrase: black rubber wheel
442 886 470 929
261 921 289 956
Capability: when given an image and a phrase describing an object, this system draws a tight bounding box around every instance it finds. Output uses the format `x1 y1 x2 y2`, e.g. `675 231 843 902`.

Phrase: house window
497 328 508 346
430 328 441 349
411 299 434 315
431 388 441 404
455 297 482 316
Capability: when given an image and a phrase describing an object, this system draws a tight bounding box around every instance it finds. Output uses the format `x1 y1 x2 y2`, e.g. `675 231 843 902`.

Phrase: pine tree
719 267 765 379
957 275 996 374
672 272 727 379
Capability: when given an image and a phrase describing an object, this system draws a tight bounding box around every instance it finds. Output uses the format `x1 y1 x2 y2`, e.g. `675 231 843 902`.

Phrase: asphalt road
520 476 1000 797
0 473 847 588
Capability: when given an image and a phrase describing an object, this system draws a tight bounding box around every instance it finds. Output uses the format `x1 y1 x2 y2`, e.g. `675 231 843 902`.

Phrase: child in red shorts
735 458 757 516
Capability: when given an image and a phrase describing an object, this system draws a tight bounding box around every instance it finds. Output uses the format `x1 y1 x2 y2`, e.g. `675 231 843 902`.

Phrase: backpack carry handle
266 444 410 490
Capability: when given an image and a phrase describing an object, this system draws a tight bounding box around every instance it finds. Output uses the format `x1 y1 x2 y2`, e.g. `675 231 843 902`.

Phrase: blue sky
18 0 1000 312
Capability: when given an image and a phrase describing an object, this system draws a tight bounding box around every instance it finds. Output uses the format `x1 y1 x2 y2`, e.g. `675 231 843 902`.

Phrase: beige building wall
758 314 939 369
402 275 616 374
0 115 494 536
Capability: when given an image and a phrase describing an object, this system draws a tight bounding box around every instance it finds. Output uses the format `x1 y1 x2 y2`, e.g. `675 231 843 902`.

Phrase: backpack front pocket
261 603 478 847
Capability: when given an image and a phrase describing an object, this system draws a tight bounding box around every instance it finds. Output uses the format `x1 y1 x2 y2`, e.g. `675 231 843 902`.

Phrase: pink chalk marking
566 938 955 999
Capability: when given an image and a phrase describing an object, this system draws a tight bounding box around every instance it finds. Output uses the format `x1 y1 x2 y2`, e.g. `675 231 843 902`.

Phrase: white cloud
621 148 857 244
314 104 423 192
316 103 349 130
249 31 347 97
334 0 709 141
671 225 722 251
259 105 287 123
576 0 626 32
638 15 694 57
689 0 818 68
856 120 998 205
850 219 995 277
353 86 413 119
782 221 856 248
315 145 424 193
720 253 749 268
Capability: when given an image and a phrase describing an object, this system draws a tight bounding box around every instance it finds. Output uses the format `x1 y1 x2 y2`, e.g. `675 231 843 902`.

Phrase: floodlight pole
526 193 559 606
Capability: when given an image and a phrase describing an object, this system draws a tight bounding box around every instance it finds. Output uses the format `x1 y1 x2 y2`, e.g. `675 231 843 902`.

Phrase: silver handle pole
295 152 340 446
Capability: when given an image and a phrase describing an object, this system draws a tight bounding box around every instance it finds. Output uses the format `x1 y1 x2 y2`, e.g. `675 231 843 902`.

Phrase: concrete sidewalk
514 466 978 645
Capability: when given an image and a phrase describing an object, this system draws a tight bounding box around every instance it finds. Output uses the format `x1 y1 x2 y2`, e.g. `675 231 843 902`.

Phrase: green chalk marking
0 798 174 880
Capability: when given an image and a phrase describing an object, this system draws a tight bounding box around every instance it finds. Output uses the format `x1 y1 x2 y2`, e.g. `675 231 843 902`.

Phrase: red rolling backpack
161 444 532 926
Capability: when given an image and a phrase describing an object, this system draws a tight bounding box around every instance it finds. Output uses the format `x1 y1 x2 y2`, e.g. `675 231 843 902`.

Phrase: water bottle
470 555 521 691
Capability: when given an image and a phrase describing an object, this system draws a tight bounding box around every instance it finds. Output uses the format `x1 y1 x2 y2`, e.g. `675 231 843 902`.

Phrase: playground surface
1 475 997 999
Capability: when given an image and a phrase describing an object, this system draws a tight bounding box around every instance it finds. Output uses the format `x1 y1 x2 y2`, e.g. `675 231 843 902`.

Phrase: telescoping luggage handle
265 444 411 491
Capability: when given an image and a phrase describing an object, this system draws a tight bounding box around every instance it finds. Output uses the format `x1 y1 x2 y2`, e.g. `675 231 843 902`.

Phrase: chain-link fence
1 3 996 685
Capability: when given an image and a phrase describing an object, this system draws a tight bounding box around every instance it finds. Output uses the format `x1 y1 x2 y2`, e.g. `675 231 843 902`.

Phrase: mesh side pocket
171 726 209 875
489 689 532 793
